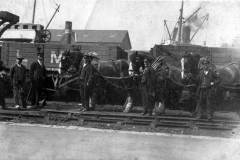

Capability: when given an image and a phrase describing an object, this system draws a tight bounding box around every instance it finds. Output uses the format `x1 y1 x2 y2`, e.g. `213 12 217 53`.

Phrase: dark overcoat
10 64 26 86
30 61 47 86
80 63 96 87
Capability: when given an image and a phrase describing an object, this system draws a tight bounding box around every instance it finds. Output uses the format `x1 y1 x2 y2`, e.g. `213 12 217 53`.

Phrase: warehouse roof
49 29 131 50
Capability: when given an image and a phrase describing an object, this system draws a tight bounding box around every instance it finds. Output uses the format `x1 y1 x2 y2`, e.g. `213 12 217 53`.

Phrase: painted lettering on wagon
50 50 64 64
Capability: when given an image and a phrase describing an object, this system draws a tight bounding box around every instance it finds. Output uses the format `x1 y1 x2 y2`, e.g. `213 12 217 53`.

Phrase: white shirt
16 63 22 67
129 62 134 75
38 60 42 66
204 70 209 75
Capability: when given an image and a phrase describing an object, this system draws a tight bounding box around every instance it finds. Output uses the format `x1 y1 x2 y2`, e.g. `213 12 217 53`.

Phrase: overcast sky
0 0 240 50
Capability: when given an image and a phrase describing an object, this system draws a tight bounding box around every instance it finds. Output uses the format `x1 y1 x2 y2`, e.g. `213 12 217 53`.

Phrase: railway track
0 108 240 131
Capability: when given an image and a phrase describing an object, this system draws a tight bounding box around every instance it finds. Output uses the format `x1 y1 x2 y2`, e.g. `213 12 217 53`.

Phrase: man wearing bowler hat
10 55 27 109
29 53 47 108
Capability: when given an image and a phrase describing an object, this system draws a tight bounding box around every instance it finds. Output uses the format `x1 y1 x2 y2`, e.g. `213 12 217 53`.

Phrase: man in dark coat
129 52 144 76
0 60 9 109
80 53 97 111
195 57 219 120
155 58 169 114
141 58 156 116
10 55 27 109
29 53 47 108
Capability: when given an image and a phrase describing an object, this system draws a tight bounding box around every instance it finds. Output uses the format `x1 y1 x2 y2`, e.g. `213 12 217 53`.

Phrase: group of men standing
130 52 219 120
0 53 47 109
0 49 219 120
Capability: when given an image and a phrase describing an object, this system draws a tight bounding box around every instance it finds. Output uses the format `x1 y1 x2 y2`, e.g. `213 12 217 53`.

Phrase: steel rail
0 109 239 131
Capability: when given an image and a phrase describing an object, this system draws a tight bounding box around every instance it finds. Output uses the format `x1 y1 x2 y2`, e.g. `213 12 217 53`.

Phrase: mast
164 20 171 41
178 0 184 44
32 0 37 24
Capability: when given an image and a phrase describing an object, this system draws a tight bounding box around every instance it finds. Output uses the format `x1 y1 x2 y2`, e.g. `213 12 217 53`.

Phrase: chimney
64 21 72 44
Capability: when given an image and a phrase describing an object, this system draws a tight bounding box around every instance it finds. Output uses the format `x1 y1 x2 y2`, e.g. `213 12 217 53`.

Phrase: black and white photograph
0 0 240 159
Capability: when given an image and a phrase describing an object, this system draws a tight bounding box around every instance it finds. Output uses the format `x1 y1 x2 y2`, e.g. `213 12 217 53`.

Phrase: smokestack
172 27 178 41
64 21 72 44
182 25 191 44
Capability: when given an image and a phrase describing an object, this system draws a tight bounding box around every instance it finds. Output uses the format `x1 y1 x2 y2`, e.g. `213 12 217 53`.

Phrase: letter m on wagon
50 50 64 73
51 50 63 64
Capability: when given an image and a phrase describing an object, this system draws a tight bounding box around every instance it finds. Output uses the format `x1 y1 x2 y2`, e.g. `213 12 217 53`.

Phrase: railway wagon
0 41 128 70
150 44 210 67
0 41 128 101
151 44 240 65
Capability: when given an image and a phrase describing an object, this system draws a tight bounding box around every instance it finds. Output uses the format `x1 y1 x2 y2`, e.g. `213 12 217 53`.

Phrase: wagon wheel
40 29 51 42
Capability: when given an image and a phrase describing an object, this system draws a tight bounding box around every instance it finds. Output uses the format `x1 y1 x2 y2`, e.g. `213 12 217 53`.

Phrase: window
23 25 28 29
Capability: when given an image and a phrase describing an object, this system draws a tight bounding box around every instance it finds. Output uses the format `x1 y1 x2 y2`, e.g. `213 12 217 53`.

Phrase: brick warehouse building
49 29 132 50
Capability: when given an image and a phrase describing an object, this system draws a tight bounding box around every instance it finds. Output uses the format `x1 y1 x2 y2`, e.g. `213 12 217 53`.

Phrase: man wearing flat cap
79 53 97 111
195 57 219 120
29 53 47 108
141 58 156 116
154 57 169 114
10 55 27 109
